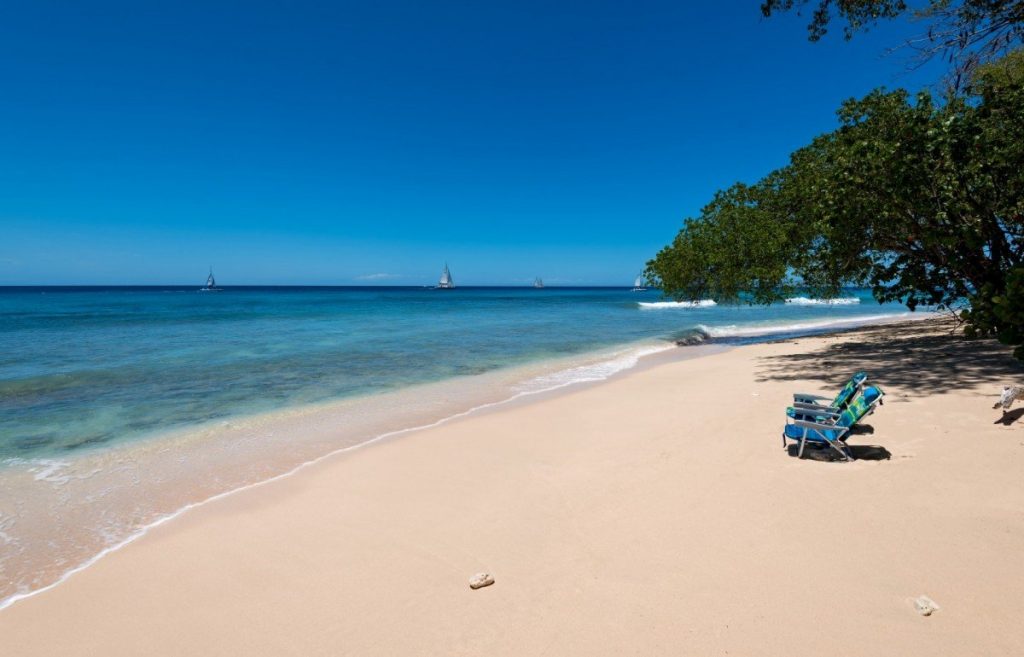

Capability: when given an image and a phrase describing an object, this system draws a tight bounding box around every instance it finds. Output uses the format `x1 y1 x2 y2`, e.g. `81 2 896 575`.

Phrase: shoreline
0 310 937 613
0 339 703 613
3 316 1022 654
0 338 691 611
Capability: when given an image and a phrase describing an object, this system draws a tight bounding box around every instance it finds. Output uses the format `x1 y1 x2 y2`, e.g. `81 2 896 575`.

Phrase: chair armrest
793 393 829 403
792 401 841 415
793 419 850 436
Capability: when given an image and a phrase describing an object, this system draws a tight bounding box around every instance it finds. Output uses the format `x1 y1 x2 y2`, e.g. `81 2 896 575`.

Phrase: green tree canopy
647 50 1024 356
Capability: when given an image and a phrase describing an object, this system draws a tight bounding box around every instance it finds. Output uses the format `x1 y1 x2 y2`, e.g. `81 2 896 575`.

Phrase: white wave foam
697 312 928 339
638 300 717 309
0 342 676 613
0 512 17 546
515 344 674 393
785 297 860 306
29 459 72 485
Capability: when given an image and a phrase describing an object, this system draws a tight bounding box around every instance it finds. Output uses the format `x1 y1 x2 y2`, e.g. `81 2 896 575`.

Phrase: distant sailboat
199 267 223 292
631 274 646 292
534 277 544 289
437 263 455 289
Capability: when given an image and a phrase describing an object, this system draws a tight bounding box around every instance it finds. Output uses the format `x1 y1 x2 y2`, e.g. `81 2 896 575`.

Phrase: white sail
631 274 646 292
199 267 222 292
534 277 544 288
437 263 454 289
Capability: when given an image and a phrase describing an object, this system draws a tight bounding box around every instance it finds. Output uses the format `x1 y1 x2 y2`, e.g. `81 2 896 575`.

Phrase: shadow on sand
994 408 1024 426
785 443 892 462
771 319 1024 462
757 319 1023 399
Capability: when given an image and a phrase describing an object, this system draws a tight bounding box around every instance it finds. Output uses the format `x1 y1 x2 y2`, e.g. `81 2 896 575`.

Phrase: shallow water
0 286 908 458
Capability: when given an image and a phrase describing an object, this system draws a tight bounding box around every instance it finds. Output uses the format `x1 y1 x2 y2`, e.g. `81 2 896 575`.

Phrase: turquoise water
0 286 912 459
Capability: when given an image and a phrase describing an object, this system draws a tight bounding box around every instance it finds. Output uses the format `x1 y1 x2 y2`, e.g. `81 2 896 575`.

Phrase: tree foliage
761 0 908 41
647 50 1024 356
761 0 1024 86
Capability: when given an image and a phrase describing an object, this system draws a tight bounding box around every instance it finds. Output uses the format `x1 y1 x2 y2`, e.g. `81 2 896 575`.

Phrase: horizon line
0 284 654 289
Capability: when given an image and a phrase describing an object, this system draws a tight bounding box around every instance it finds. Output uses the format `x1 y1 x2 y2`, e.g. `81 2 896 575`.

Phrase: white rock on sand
469 573 494 590
913 595 940 616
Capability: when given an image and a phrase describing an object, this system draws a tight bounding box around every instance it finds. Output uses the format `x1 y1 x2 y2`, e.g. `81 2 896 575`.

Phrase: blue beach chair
783 386 885 461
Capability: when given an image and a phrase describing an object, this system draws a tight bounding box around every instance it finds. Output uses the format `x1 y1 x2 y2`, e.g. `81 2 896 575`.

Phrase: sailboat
199 267 223 292
631 274 646 292
437 263 455 289
534 277 544 289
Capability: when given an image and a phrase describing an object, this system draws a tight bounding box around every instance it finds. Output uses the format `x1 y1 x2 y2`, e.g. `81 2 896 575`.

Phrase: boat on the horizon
631 274 646 292
534 277 544 289
436 263 455 289
199 267 223 292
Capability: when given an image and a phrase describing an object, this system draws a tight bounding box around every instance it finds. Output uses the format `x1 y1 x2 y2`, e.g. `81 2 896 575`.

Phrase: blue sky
0 1 944 285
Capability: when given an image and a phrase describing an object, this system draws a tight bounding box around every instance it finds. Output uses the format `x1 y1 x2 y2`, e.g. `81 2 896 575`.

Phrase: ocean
0 285 919 607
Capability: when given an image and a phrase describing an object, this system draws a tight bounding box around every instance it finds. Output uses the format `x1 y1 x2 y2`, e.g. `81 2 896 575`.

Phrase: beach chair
782 386 885 461
792 371 868 413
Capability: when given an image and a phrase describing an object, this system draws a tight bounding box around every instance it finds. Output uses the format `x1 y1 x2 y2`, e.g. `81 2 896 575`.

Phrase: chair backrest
837 385 883 428
831 371 868 409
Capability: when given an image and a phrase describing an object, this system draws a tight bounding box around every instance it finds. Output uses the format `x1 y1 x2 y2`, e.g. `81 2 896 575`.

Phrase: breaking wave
638 300 717 309
784 297 860 306
695 312 922 339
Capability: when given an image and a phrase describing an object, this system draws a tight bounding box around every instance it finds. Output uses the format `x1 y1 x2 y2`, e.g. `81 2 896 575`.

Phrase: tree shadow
993 408 1024 426
757 320 1024 399
785 443 892 462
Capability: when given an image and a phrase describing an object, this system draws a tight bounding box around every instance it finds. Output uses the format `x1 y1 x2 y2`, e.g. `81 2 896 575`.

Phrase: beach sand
3 318 1024 656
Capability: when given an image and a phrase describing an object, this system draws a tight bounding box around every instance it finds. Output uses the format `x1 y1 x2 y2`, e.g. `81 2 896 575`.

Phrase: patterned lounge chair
783 386 885 461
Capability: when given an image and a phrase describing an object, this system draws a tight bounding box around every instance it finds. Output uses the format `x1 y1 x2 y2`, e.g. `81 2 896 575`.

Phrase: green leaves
648 50 1024 357
963 265 1024 357
646 178 805 305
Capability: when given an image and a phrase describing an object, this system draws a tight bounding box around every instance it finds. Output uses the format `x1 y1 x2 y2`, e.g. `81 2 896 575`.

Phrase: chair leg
828 440 852 462
798 434 806 459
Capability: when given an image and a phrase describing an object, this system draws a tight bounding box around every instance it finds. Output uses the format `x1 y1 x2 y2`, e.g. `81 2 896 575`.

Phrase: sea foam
515 343 674 393
784 297 860 306
638 300 717 309
696 312 925 339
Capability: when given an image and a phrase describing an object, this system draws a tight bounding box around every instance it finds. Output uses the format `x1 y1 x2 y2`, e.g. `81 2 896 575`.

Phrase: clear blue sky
0 1 943 285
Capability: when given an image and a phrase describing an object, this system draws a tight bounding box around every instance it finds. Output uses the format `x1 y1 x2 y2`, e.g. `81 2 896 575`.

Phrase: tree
761 1 1024 87
647 50 1024 356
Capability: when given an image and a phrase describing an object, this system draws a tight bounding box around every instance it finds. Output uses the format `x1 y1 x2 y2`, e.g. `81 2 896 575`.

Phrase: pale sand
4 319 1024 656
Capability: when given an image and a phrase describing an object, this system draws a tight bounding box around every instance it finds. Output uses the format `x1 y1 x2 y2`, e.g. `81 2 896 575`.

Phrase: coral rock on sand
469 573 494 590
995 385 1023 413
913 595 940 616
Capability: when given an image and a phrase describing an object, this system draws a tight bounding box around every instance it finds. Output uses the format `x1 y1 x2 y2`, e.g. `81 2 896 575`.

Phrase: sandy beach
3 318 1023 656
